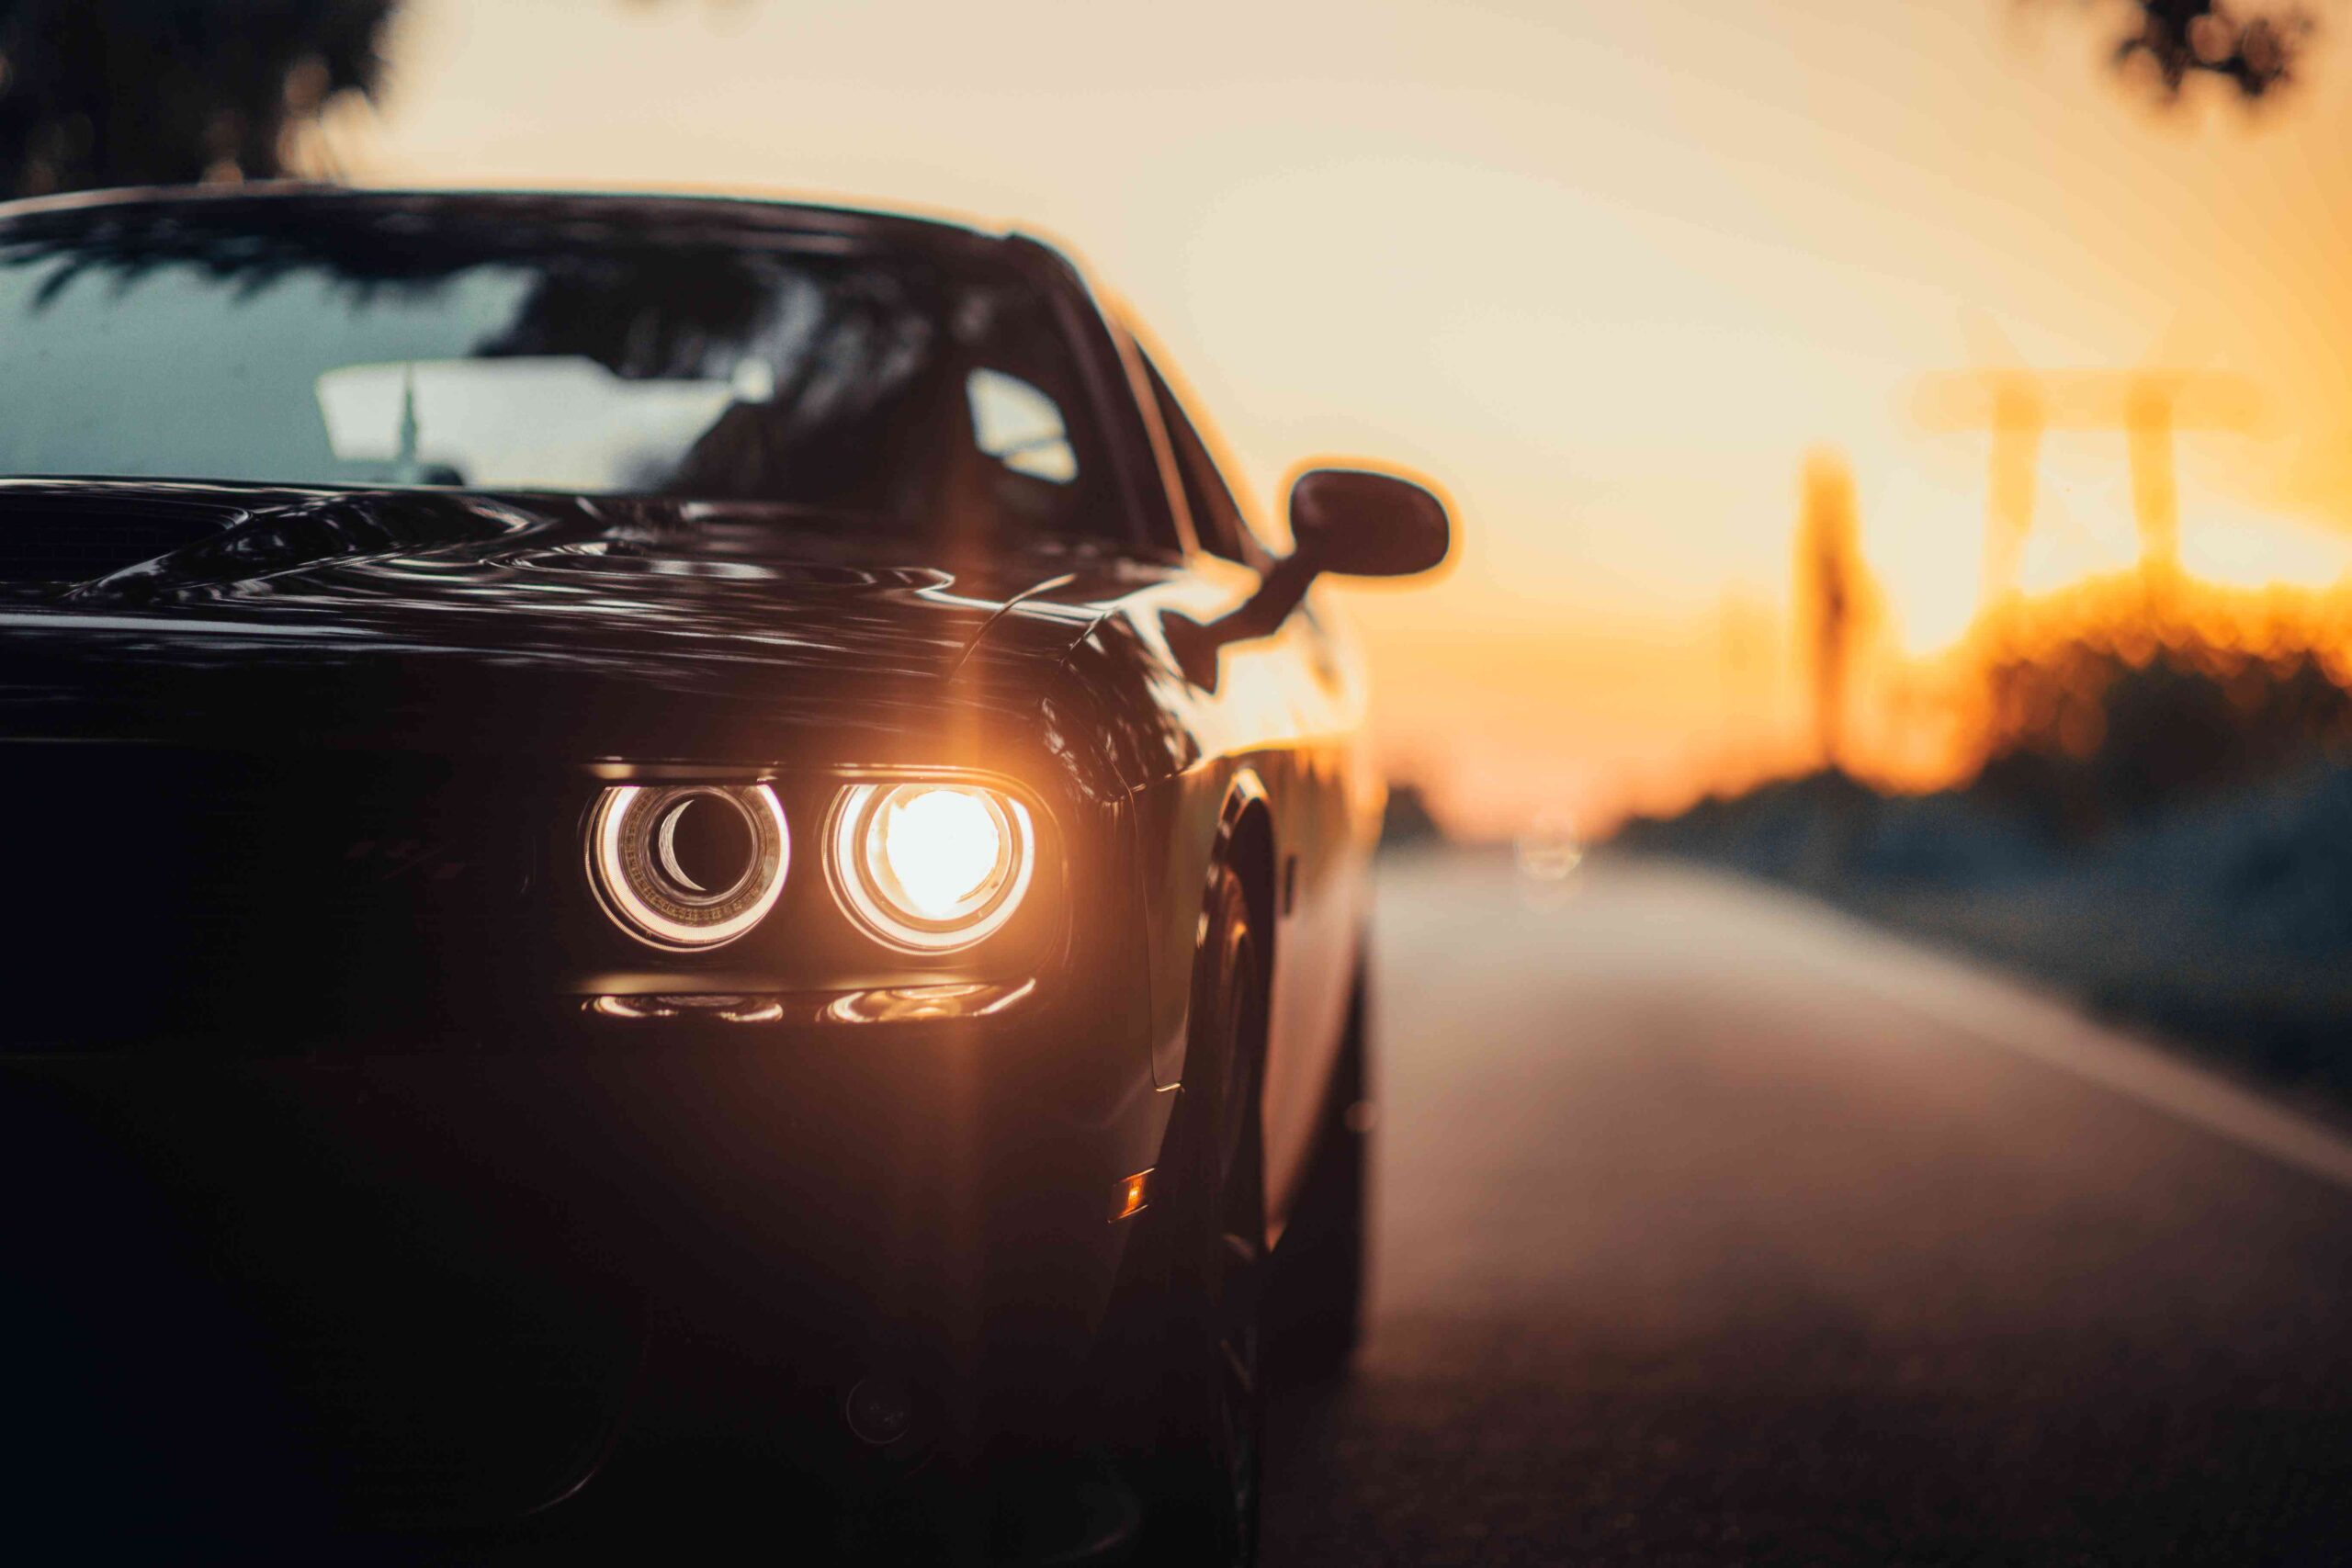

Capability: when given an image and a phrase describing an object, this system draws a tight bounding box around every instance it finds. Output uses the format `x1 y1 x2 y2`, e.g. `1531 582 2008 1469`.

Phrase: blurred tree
2036 1 2316 101
0 1 738 200
1793 451 1879 771
0 1 398 197
1377 782 1447 851
1970 637 2352 836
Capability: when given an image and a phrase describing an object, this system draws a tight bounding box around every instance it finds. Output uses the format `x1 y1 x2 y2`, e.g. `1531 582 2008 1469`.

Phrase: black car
0 186 1449 1563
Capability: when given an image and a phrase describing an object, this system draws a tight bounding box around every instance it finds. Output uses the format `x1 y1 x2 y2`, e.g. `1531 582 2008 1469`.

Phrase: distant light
1516 811 1584 882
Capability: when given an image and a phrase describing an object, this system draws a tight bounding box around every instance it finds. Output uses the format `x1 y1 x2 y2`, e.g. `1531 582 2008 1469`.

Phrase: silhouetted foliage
2037 0 2316 100
1969 635 2352 837
1378 782 1446 849
1618 628 2352 1101
0 2 399 197
0 1 741 201
1629 632 2352 871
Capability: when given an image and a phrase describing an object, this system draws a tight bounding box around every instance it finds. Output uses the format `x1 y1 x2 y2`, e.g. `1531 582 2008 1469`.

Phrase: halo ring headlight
828 782 1035 953
587 783 789 951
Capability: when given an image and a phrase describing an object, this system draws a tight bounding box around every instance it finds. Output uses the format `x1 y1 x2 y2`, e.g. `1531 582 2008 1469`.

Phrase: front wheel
1138 861 1267 1566
1268 955 1370 1382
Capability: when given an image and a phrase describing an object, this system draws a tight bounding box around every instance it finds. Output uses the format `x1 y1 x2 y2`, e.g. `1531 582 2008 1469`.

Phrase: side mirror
1288 467 1452 579
1161 461 1453 689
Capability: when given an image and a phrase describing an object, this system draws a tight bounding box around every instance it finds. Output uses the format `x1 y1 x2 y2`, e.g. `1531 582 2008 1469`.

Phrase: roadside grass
1619 761 2352 1112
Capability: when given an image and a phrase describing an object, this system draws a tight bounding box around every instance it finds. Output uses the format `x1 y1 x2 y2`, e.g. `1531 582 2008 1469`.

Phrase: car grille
3 745 642 1529
6 744 547 1049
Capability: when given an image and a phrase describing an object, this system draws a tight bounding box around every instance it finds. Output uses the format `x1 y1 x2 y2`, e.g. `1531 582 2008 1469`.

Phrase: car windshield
0 197 1120 543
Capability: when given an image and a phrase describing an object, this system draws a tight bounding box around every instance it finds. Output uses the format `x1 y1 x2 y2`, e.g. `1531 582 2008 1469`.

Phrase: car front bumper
2 981 1175 1537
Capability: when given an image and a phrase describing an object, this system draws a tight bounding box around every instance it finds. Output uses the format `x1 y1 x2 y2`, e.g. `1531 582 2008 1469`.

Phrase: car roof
0 182 1028 257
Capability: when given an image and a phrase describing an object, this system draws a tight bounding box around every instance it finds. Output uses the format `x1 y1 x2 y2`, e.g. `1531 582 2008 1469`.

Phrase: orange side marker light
1111 1168 1153 1223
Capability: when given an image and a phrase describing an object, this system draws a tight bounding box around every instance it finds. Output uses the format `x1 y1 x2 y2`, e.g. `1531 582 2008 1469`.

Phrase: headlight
827 782 1035 953
587 783 789 951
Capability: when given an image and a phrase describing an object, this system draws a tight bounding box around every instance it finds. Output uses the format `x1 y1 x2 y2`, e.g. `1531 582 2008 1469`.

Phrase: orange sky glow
327 0 2352 838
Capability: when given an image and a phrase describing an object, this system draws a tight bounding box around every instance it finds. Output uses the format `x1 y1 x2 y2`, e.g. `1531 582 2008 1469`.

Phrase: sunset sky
334 0 2352 836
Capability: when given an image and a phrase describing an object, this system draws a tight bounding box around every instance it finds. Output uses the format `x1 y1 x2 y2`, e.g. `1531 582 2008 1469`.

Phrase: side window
1141 353 1261 566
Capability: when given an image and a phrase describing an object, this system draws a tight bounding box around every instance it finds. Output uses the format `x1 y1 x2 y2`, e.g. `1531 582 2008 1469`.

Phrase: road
1261 852 2352 1566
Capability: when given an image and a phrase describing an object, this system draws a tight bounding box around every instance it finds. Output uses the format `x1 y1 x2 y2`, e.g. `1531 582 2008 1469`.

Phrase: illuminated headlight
587 784 789 951
828 783 1035 953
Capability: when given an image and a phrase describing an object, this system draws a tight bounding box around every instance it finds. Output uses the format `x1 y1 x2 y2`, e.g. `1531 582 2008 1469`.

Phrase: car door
1134 347 1380 1233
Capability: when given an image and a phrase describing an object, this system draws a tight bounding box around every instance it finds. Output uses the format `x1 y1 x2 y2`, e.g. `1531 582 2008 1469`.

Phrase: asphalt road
1261 852 2352 1566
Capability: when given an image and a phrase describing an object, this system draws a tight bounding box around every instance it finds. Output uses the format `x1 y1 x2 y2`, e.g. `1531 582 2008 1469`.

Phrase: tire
1137 861 1268 1567
1269 956 1370 1382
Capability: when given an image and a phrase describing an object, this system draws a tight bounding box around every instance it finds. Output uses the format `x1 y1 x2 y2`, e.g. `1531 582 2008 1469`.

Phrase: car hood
0 481 1132 766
